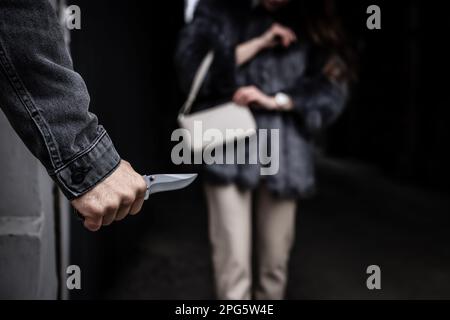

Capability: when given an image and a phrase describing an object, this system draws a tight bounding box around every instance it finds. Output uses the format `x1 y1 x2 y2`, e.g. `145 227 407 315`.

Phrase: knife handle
143 175 155 200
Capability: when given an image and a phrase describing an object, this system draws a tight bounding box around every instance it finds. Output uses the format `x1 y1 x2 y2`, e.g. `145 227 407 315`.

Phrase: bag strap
179 50 214 116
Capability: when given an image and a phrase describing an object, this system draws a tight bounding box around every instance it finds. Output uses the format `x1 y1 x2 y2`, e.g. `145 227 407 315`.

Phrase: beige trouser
204 183 297 300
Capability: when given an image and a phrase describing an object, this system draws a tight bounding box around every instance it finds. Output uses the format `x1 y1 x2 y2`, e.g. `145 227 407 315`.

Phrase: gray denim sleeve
0 0 121 200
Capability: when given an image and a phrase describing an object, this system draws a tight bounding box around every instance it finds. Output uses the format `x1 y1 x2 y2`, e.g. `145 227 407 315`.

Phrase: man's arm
0 0 146 231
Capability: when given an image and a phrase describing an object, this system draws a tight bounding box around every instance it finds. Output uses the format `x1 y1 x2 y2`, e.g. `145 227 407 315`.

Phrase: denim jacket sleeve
0 0 121 200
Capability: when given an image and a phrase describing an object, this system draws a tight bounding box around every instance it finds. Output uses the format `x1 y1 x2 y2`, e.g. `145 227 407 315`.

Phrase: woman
176 0 354 300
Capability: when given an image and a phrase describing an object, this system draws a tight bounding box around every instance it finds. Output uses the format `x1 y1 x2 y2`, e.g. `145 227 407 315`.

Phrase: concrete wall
0 111 59 299
0 0 71 300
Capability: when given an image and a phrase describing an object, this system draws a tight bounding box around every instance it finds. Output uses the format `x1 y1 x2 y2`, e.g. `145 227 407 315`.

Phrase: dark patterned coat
175 0 348 198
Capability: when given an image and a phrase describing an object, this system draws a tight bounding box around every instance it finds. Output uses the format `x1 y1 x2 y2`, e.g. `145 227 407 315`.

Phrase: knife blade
75 173 197 221
143 173 198 200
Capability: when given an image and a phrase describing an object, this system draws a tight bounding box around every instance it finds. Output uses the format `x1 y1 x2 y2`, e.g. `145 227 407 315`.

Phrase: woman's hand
233 86 293 111
259 23 297 49
235 23 297 66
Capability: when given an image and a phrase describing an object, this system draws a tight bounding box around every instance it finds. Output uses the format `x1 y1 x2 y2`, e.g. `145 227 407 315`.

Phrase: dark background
68 0 450 299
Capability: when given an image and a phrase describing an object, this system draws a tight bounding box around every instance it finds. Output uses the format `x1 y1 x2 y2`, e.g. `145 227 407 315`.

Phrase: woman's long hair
282 0 358 82
194 0 357 82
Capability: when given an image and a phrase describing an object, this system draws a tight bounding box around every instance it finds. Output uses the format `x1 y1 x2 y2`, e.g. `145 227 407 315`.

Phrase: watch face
276 93 289 107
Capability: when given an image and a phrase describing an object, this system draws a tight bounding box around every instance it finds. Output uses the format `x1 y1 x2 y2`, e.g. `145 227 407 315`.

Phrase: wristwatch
274 92 290 109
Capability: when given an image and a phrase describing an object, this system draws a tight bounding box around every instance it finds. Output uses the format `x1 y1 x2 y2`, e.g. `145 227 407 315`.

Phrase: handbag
177 51 257 153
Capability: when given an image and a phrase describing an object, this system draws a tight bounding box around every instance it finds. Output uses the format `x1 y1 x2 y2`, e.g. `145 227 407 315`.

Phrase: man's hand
71 160 147 232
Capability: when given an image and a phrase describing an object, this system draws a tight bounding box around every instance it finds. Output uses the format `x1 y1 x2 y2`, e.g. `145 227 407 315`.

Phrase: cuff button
71 167 91 185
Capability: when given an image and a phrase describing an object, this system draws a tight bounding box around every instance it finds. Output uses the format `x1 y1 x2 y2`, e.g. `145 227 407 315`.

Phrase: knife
143 173 198 200
75 173 197 221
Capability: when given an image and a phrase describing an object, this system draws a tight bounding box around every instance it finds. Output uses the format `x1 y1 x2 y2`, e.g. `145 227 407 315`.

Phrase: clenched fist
71 160 147 232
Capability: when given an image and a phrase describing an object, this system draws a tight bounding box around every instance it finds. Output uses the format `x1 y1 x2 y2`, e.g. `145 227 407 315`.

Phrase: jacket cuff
51 130 121 200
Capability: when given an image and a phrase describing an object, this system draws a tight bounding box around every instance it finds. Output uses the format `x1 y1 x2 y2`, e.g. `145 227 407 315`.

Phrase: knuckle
135 174 146 187
85 203 103 217
104 201 119 214
122 194 135 207
138 183 147 195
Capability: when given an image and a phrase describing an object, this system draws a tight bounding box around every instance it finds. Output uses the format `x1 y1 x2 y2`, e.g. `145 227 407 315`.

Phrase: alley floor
104 158 450 299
